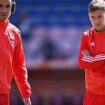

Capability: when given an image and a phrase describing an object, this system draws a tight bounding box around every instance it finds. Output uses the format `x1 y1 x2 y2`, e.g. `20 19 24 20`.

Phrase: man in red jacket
0 0 31 105
78 0 105 105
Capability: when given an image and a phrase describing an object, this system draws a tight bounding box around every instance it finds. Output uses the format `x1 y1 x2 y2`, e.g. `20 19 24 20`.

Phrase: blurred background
10 0 91 105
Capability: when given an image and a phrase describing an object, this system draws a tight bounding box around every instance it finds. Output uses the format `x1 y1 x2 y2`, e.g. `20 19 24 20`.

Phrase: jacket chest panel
94 35 105 54
89 34 105 55
0 33 13 64
95 40 105 54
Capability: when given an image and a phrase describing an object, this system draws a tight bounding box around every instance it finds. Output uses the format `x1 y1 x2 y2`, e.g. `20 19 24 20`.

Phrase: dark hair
88 0 105 12
11 0 15 2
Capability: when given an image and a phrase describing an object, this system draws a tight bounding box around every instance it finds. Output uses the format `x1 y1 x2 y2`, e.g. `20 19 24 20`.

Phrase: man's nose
94 18 100 24
2 7 7 12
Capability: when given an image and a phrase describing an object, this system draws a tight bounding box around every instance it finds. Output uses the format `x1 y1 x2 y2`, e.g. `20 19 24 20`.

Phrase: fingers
82 50 91 57
23 98 31 105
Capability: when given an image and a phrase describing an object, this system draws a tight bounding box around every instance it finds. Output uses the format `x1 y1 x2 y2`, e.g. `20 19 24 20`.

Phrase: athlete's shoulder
7 23 22 40
8 23 21 34
83 27 94 37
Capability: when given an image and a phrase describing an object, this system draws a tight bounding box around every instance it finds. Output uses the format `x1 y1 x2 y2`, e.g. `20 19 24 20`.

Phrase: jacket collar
0 19 9 28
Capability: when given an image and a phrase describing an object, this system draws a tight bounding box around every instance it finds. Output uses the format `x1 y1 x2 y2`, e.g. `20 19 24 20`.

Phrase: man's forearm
79 50 105 69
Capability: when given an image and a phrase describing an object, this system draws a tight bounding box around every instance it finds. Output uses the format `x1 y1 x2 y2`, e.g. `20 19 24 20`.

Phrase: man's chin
95 27 105 32
0 18 7 21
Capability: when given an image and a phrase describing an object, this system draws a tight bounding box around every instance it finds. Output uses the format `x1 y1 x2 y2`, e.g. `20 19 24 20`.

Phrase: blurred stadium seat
10 0 91 105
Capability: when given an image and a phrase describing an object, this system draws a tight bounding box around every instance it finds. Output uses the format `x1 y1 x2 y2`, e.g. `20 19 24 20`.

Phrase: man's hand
82 50 91 57
23 98 31 105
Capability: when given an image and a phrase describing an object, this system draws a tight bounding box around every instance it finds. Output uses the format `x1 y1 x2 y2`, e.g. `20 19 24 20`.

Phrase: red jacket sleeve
78 33 105 70
12 31 31 99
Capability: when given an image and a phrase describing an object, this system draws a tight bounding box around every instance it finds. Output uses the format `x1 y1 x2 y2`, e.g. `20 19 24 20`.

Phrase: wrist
23 97 31 105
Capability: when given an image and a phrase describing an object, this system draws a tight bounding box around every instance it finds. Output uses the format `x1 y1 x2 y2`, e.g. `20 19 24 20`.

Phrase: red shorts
83 92 105 105
0 94 9 105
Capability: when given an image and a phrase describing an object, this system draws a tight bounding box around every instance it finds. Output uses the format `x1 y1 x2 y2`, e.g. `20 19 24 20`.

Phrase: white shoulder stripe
84 31 89 36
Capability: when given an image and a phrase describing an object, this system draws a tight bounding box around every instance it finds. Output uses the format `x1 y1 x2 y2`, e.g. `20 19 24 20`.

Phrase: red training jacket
78 27 105 95
0 19 31 98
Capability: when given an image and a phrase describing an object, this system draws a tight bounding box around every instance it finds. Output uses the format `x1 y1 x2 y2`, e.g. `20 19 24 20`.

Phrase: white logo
90 42 95 46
